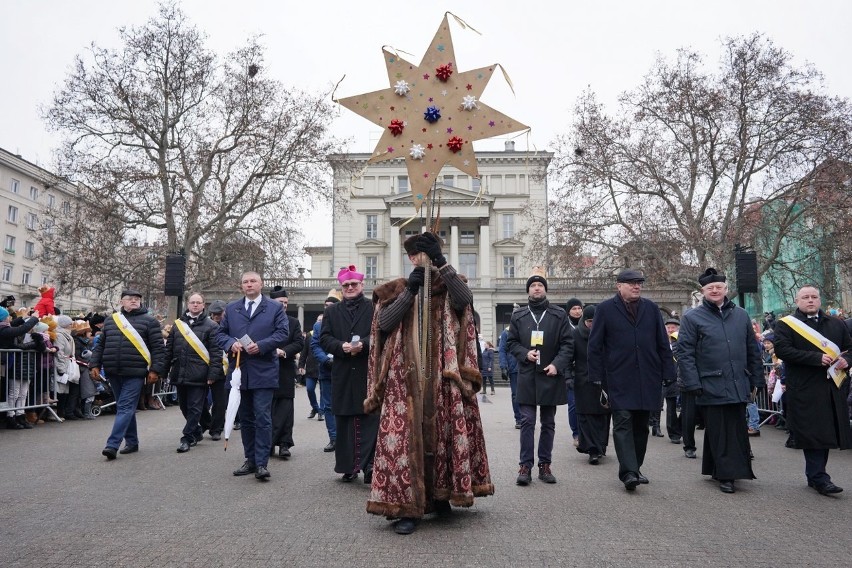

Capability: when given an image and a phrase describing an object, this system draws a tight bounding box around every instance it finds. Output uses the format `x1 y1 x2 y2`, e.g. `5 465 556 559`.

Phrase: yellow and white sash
112 312 151 367
174 319 210 365
222 353 229 375
780 315 847 386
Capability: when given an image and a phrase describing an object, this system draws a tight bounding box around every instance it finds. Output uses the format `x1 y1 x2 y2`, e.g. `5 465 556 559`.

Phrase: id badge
531 330 544 346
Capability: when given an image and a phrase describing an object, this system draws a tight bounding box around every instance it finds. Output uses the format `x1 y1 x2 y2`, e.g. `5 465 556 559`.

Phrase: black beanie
566 298 582 311
526 275 548 292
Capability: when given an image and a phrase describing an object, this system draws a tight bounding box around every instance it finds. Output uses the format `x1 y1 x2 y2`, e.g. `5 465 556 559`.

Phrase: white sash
780 314 847 386
174 319 210 365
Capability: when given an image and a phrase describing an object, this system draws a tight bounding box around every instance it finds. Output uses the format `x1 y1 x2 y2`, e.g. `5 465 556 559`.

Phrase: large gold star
337 14 528 211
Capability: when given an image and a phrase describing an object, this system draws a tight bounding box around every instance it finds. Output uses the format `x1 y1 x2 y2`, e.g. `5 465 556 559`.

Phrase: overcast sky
3 0 851 250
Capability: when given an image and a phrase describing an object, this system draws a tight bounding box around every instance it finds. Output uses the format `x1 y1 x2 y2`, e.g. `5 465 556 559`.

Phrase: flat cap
616 269 646 283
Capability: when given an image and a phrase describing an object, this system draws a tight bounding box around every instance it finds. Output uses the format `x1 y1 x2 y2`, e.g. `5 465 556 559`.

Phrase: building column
479 217 490 288
297 304 305 330
450 219 460 268
390 221 401 278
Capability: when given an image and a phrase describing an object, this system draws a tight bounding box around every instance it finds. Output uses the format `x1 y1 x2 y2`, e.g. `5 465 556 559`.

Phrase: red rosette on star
435 62 453 82
388 119 404 136
447 136 464 153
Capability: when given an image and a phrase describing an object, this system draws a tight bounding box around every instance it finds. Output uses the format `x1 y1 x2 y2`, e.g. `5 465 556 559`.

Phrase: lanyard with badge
529 308 545 365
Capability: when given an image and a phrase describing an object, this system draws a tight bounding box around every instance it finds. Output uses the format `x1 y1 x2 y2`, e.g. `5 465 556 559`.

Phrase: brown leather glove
146 371 159 385
90 367 101 382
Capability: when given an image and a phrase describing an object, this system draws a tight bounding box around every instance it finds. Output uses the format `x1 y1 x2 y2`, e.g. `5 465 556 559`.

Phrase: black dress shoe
233 461 257 476
636 473 649 484
255 466 271 480
119 445 139 454
341 473 358 482
317 414 325 422
394 518 418 535
684 448 697 459
433 500 452 517
651 425 664 437
719 480 735 493
363 469 372 484
588 454 600 465
323 440 336 452
814 482 843 495
670 437 682 444
622 472 640 491
209 432 221 441
177 441 191 453
279 447 291 459
308 409 318 419
102 447 118 460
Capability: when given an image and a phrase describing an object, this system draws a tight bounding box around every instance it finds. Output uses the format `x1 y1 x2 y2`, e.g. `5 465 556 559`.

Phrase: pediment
385 183 494 205
355 238 388 248
493 238 525 248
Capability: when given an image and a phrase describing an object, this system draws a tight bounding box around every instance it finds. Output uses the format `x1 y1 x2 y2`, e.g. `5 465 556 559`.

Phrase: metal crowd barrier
754 362 783 427
0 348 62 423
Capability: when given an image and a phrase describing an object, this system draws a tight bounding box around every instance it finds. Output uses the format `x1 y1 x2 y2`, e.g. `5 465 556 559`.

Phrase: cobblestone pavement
2 387 849 567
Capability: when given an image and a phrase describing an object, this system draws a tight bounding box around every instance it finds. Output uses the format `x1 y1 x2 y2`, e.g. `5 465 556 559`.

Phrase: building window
460 230 475 245
22 270 31 285
443 174 454 187
26 212 37 230
365 255 378 279
458 253 477 278
503 256 516 278
29 186 39 201
4 235 15 253
397 175 408 193
24 241 35 259
41 275 49 285
47 194 55 209
472 177 481 193
2 264 12 282
10 179 19 194
502 213 515 239
43 218 54 235
62 201 71 215
366 214 378 239
7 206 18 224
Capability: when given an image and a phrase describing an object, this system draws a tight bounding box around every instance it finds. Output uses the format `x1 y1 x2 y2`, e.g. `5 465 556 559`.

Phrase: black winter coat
300 324 319 378
165 312 224 387
320 295 373 415
274 316 303 399
506 300 574 406
0 316 38 350
773 310 852 450
90 308 166 378
677 299 764 406
570 323 608 415
587 294 675 411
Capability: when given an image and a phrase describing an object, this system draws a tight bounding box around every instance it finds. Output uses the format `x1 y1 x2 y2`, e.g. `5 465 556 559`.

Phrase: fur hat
88 313 105 328
325 288 342 304
526 266 548 292
0 295 15 308
698 268 726 287
269 285 288 299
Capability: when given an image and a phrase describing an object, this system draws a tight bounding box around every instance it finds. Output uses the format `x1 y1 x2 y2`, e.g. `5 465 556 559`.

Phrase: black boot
18 415 34 429
652 425 663 437
6 415 23 430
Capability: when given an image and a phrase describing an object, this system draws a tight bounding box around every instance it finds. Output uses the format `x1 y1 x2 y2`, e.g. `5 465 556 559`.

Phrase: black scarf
527 297 549 316
344 294 364 319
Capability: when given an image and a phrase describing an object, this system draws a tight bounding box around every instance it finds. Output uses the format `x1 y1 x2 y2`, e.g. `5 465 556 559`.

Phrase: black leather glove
500 368 508 382
407 267 425 293
415 232 447 267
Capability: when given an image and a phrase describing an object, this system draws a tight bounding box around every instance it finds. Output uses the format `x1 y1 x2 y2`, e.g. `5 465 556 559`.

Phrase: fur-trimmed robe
364 274 494 519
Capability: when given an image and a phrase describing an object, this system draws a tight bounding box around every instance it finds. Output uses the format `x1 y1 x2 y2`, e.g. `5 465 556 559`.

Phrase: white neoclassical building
307 142 552 342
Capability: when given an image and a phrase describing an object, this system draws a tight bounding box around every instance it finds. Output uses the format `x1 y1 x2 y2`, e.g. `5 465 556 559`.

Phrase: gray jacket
677 298 764 406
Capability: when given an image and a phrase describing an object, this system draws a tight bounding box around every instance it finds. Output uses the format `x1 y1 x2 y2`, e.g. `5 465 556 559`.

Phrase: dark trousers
270 396 294 450
176 384 207 443
566 388 578 438
665 396 681 439
519 404 556 468
611 409 651 480
200 380 226 435
803 448 831 486
681 391 699 451
508 371 521 423
239 388 275 468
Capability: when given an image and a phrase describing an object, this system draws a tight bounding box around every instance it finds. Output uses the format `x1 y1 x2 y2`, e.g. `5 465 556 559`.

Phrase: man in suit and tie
216 271 289 481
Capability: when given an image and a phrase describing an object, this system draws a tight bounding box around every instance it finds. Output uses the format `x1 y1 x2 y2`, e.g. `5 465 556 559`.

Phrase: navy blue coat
498 327 518 375
215 295 289 390
587 294 675 411
677 298 764 406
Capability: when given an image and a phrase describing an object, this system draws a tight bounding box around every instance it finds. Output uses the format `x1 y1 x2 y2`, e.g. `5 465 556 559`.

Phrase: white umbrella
223 351 242 451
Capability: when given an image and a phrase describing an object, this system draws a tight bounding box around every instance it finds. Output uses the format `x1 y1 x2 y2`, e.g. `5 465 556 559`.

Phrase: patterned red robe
364 276 494 519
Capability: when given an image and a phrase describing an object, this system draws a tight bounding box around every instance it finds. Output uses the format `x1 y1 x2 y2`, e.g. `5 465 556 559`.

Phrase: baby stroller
90 372 116 417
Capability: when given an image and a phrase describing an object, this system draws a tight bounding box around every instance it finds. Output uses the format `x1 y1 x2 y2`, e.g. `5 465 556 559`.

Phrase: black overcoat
274 315 303 399
773 309 852 450
587 294 675 411
320 295 373 415
506 301 574 406
165 312 224 387
570 324 608 414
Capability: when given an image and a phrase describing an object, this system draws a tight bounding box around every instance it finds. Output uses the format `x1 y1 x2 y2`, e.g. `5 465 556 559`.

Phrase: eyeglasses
341 282 361 289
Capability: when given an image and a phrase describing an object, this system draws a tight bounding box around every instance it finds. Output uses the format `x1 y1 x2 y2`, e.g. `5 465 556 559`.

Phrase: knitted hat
526 266 548 292
698 268 726 287
566 298 583 311
0 306 8 321
34 322 49 333
582 304 596 321
269 285 288 299
56 315 73 328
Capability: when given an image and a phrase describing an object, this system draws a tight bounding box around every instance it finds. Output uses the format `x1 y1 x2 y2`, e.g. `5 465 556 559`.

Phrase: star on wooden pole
337 14 528 211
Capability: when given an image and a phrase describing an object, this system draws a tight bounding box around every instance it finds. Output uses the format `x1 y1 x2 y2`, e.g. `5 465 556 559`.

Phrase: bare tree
550 34 852 293
42 1 340 294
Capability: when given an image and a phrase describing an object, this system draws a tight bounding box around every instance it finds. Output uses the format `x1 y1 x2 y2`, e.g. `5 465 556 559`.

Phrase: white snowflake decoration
461 95 478 110
394 80 411 96
409 143 426 160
